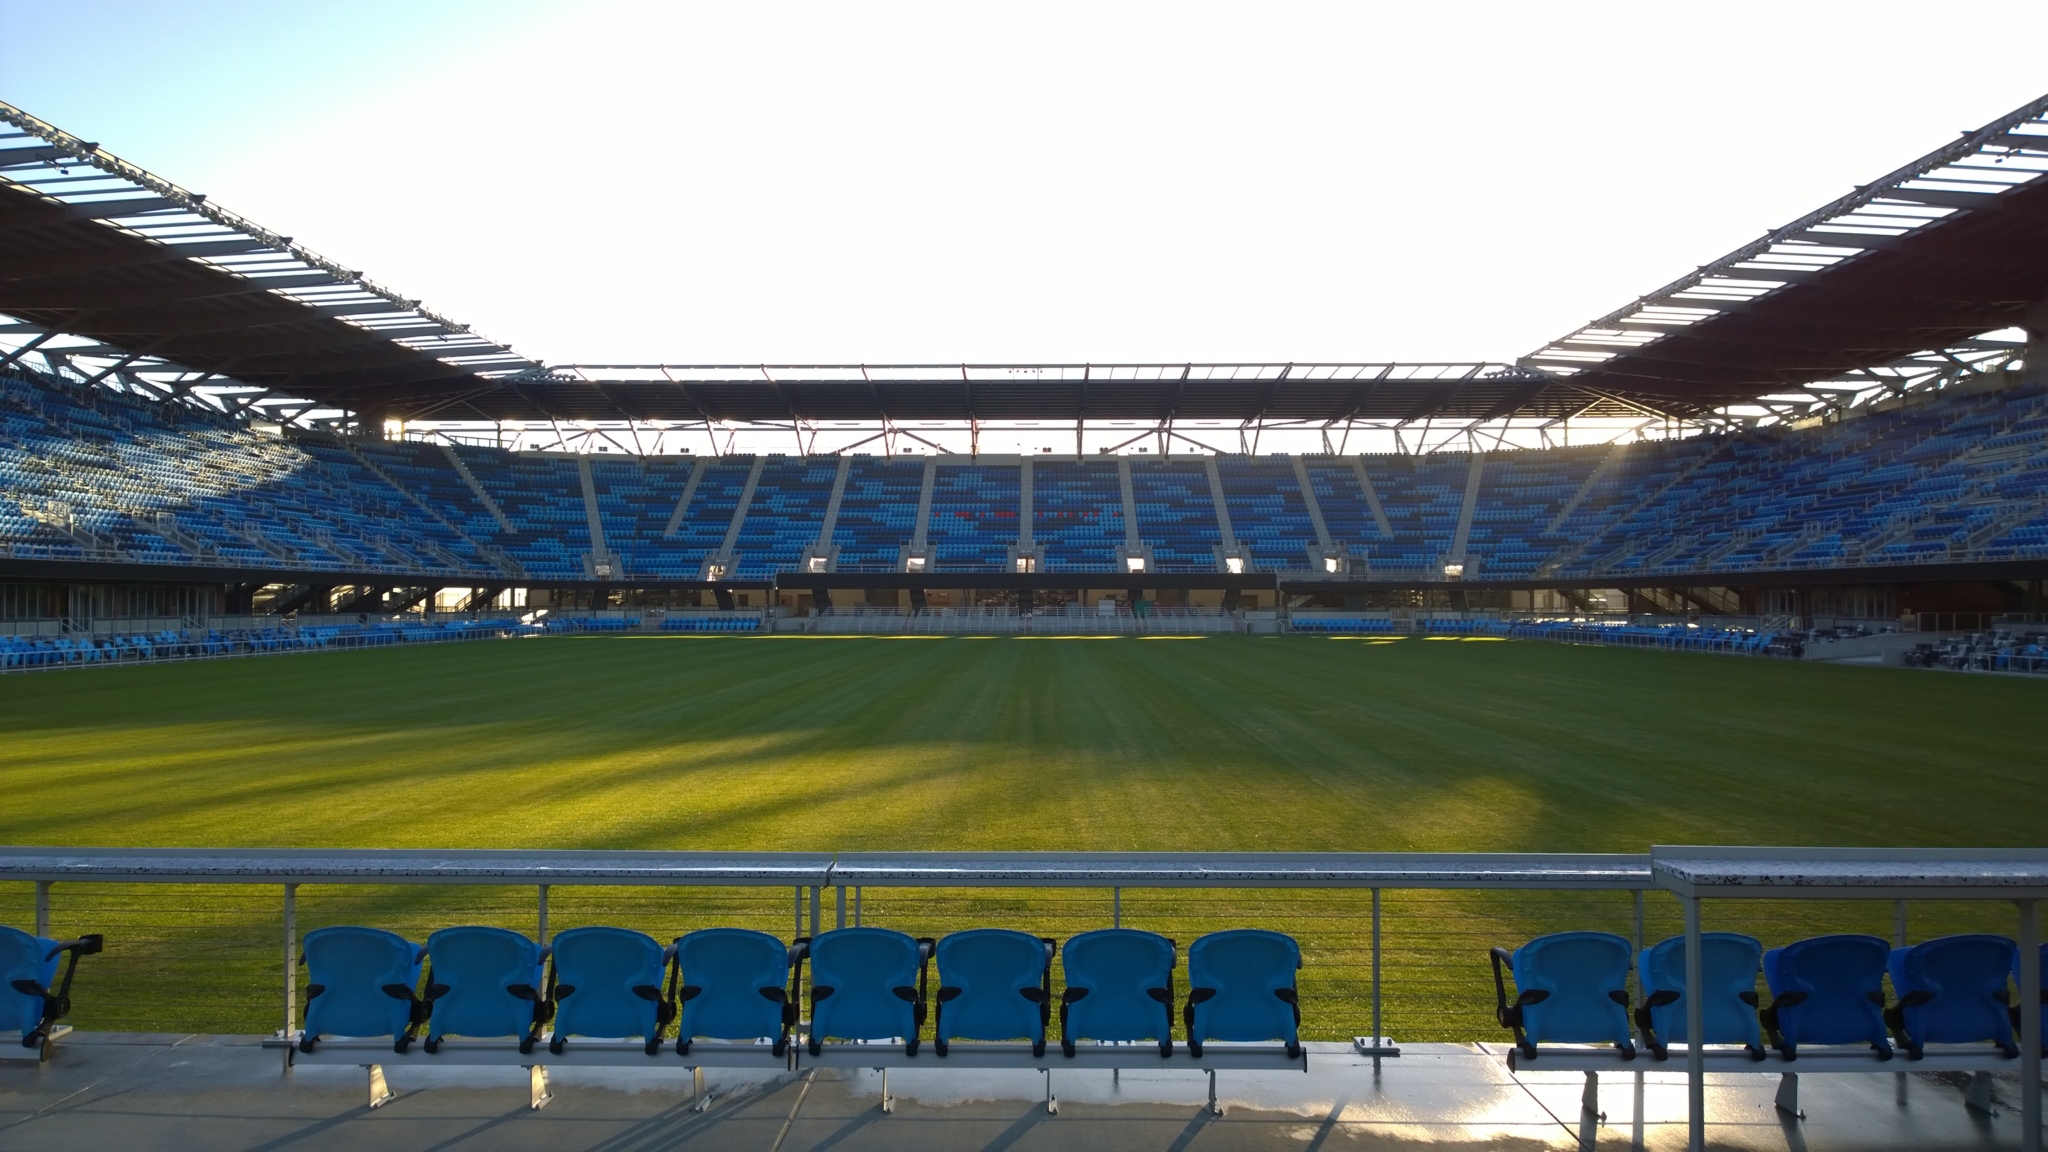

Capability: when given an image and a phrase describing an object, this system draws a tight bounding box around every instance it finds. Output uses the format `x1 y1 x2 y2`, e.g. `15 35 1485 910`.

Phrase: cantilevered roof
1526 92 2048 413
0 101 536 414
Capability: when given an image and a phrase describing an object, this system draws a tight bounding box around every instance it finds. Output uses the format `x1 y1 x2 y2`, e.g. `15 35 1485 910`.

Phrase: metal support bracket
1582 1070 1605 1122
691 1065 711 1112
1775 1071 1804 1120
879 1066 894 1114
1964 1070 1998 1117
1044 1068 1057 1114
528 1063 552 1110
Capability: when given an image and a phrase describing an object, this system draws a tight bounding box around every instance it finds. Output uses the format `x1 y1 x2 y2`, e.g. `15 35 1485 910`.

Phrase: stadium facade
4 95 2048 626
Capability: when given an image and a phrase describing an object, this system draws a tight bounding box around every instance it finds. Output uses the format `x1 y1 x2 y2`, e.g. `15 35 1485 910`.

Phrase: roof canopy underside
5 94 2048 426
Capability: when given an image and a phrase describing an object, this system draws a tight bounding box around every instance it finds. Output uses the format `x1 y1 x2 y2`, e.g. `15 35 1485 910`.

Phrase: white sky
6 1 2048 371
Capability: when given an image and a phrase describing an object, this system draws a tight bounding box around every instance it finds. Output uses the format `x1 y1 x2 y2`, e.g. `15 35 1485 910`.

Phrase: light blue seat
547 927 672 1055
932 929 1055 1057
422 926 549 1054
1059 929 1176 1058
674 928 802 1056
807 927 933 1056
1184 929 1301 1059
1761 934 1892 1060
1490 931 1635 1060
1883 935 2018 1059
1634 933 1764 1060
299 927 426 1054
3 927 101 1051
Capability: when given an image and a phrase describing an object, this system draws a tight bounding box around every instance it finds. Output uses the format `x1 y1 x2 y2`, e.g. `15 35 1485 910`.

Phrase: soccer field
2 633 2041 1039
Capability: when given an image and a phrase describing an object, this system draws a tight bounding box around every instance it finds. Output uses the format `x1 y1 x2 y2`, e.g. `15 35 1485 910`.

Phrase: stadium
1 43 2046 1152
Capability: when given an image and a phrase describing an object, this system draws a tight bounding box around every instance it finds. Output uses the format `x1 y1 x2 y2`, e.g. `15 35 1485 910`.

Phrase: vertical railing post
811 886 821 940
1683 895 1704 1152
1371 888 1383 1049
34 880 50 937
794 886 803 938
1113 887 1121 929
854 887 862 927
537 885 550 943
283 883 298 1040
1892 899 1908 1105
2018 898 2040 1152
836 885 846 930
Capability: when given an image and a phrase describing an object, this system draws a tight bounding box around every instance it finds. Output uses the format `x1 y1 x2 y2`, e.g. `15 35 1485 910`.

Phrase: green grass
1 633 2041 1040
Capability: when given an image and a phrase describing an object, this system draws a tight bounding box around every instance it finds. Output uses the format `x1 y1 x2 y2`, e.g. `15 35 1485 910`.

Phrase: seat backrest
0 926 59 1035
1061 929 1175 1043
935 929 1050 1043
1764 934 1890 1046
676 928 790 1041
550 927 666 1042
1639 933 1762 1046
424 926 545 1040
302 926 422 1041
1513 931 1632 1045
809 927 922 1042
1186 929 1301 1044
1889 934 2018 1046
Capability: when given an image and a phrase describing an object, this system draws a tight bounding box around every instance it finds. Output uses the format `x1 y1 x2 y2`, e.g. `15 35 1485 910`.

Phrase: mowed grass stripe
0 634 2040 1038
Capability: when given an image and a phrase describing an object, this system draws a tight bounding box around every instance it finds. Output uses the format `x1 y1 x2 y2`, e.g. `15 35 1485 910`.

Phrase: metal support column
538 885 550 942
1113 887 1121 928
795 887 803 937
34 880 49 937
836 885 846 930
1372 888 1382 1048
811 887 822 941
2019 898 2040 1152
1683 895 1704 1152
855 887 862 927
1893 899 1908 1105
283 883 298 1040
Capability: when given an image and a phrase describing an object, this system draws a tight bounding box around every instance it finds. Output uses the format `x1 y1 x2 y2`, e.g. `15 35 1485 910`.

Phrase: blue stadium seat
299 926 427 1053
546 927 673 1055
1885 934 2019 1059
1760 934 1893 1060
422 926 550 1053
932 929 1055 1057
1634 933 1764 1059
1183 929 1301 1059
806 927 933 1056
673 927 803 1056
1058 928 1176 1057
1489 931 1635 1060
2 926 101 1052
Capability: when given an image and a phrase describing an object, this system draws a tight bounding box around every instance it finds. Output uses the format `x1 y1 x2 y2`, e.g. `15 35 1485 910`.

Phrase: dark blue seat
547 927 673 1055
933 926 1056 1057
1184 929 1301 1059
1634 933 1764 1060
1489 931 1634 1060
1059 929 1176 1058
299 927 426 1054
933 929 1055 1057
1885 935 2018 1059
422 926 550 1054
2 926 101 1053
807 927 933 1056
673 928 803 1056
1761 934 1892 1060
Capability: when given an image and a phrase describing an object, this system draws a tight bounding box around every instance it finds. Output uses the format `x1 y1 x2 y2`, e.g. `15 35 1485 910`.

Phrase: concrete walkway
0 1034 2037 1150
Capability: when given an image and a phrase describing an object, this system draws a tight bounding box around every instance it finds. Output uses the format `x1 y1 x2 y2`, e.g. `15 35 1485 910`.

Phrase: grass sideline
2 633 2041 1040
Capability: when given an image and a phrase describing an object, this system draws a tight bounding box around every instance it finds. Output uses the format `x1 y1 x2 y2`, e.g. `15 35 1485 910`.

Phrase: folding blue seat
298 927 427 1053
1184 929 1301 1059
1634 933 1764 1060
1059 928 1176 1057
673 927 803 1056
547 927 673 1055
1760 934 1892 1060
932 929 1055 1057
1884 934 2018 1059
422 926 550 1054
806 927 933 1056
2 926 102 1053
1489 931 1635 1060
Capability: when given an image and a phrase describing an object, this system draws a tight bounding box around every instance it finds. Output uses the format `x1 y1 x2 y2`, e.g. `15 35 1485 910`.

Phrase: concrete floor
0 1034 2038 1151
